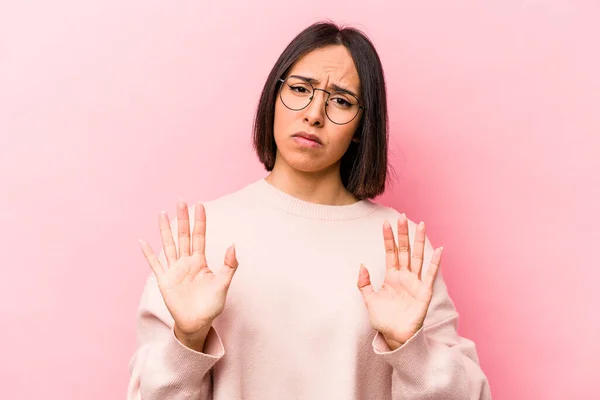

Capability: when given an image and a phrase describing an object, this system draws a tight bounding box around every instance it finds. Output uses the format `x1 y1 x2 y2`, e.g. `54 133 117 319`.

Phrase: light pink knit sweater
127 178 491 399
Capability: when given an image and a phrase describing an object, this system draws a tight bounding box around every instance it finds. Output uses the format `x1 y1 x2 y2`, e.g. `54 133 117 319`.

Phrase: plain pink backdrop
1 1 598 399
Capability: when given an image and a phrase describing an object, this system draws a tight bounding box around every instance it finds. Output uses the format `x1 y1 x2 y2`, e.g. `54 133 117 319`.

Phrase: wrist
174 324 212 352
382 334 404 351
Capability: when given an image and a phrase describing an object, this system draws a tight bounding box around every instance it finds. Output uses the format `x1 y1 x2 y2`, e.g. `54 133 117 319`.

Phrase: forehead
288 45 360 93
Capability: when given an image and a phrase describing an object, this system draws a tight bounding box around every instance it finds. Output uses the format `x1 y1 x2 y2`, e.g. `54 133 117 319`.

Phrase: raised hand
138 201 239 350
357 214 443 350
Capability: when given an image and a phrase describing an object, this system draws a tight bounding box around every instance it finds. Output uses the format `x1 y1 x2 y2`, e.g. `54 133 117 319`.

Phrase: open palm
357 214 443 349
139 201 238 336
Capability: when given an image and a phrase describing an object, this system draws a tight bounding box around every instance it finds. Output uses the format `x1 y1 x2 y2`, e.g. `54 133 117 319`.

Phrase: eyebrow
288 75 360 100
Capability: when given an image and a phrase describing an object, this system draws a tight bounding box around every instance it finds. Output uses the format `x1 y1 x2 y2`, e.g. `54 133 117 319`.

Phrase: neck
265 155 358 206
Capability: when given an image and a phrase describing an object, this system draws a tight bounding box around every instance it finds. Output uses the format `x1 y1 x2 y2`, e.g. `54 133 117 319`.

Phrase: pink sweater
127 178 491 399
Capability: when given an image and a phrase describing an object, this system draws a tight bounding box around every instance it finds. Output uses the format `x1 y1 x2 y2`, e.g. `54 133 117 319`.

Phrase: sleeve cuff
145 325 225 393
168 325 225 360
372 328 433 385
373 327 427 353
372 328 470 396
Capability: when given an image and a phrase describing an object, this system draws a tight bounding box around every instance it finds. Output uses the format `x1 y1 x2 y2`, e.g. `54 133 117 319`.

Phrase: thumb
357 263 374 301
219 244 239 285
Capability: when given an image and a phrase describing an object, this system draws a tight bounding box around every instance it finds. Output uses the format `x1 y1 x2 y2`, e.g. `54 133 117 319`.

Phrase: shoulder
202 185 252 215
172 183 264 231
163 181 258 233
367 202 435 247
187 180 262 220
367 202 414 228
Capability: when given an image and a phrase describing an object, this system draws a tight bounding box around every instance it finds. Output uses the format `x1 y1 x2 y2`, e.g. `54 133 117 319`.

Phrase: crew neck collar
245 178 378 220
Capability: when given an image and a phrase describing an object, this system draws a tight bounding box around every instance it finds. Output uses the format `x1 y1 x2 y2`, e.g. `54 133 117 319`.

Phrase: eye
290 85 310 94
331 97 352 108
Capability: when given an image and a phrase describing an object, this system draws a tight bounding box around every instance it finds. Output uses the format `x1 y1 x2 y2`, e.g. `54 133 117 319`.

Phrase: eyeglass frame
277 77 365 125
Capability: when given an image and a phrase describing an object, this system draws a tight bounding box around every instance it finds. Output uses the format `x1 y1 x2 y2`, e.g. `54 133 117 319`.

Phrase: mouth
292 131 323 145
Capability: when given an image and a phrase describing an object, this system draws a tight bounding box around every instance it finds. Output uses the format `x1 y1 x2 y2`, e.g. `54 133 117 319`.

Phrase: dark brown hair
252 21 389 199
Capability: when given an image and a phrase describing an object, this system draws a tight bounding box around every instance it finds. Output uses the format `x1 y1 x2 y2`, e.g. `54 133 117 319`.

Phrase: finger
139 238 165 278
219 244 239 286
424 247 443 290
382 220 399 270
191 202 207 264
397 214 411 271
159 211 178 266
412 222 426 279
357 263 375 300
177 200 191 258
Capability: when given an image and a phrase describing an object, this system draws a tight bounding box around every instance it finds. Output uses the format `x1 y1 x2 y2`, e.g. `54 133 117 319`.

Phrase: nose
303 89 328 127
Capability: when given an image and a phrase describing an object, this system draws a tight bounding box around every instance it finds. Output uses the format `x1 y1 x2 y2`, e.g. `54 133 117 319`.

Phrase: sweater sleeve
127 274 225 399
371 236 492 399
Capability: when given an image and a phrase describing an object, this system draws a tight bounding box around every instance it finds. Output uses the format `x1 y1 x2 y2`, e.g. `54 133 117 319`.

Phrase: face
272 45 363 174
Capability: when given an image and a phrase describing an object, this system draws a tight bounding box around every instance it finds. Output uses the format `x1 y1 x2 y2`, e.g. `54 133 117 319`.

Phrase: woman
128 21 491 399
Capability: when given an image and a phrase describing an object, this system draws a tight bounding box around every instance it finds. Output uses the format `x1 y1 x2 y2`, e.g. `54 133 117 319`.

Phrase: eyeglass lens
279 77 360 125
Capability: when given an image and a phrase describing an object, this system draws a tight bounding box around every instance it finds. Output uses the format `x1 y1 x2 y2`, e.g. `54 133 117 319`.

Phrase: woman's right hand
138 201 239 348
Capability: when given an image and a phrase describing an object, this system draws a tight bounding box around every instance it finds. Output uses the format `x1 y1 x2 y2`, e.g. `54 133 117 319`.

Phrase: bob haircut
252 21 389 200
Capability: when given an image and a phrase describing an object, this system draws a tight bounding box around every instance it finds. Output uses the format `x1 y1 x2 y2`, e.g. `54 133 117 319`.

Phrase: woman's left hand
357 214 444 350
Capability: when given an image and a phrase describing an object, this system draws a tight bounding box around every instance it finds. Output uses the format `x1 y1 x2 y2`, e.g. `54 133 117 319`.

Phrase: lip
292 131 322 145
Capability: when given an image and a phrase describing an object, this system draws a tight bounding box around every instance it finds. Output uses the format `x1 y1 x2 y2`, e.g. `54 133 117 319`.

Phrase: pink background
1 1 598 399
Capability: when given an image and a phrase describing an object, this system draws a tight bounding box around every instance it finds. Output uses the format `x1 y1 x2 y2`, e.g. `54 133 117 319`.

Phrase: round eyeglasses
277 76 364 125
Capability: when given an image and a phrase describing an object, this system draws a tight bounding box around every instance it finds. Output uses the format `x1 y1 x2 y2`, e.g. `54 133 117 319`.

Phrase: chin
286 154 326 173
277 149 341 175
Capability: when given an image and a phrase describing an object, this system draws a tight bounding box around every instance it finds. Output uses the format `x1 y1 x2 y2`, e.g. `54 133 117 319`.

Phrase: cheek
273 101 293 139
327 124 359 152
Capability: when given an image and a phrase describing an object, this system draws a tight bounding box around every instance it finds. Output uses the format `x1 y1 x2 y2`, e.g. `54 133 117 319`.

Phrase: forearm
129 326 224 400
127 277 225 400
373 323 491 399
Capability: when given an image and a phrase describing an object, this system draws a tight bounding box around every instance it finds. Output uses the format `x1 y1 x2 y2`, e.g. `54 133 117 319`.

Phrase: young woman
128 22 491 399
